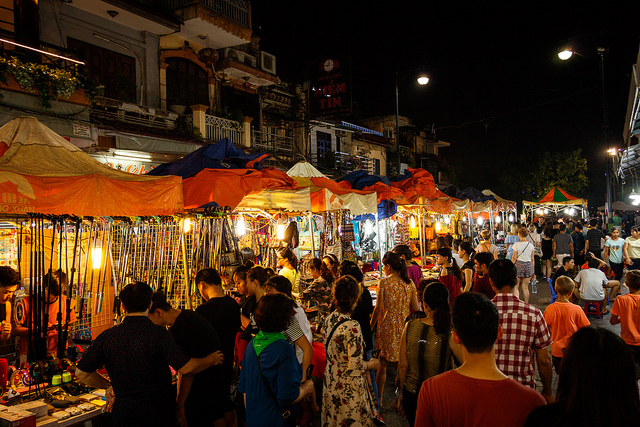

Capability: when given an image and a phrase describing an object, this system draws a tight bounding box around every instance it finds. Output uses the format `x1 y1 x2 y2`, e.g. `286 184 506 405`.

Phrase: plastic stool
584 301 602 319
548 278 558 304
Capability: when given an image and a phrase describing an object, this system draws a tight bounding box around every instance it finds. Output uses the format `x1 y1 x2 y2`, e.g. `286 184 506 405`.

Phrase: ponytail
459 241 475 263
422 281 451 335
383 251 411 284
308 258 333 283
278 248 298 271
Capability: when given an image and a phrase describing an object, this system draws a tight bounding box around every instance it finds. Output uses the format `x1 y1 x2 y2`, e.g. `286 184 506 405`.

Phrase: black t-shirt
170 310 223 419
76 316 190 423
195 296 240 378
352 286 374 352
551 266 569 286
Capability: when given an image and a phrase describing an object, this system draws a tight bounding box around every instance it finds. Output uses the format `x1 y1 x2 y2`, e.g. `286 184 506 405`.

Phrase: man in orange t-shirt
611 270 640 377
543 276 590 372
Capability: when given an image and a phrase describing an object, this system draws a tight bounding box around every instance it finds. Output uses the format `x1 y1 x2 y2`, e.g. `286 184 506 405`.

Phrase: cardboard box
0 410 36 427
14 403 47 419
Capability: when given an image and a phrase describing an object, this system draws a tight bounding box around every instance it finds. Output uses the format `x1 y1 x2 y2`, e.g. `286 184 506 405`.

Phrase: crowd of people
26 213 636 427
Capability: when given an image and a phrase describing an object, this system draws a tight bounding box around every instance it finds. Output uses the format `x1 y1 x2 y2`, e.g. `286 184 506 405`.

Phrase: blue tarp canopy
148 138 268 179
442 185 496 203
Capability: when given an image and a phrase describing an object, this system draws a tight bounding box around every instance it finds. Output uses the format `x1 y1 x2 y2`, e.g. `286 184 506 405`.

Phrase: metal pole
395 71 401 177
598 47 612 221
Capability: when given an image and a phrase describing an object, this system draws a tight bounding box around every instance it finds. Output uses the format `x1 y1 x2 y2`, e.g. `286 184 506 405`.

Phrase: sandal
602 308 610 315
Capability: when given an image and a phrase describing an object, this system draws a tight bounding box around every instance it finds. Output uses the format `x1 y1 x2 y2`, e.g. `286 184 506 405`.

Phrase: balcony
91 97 179 131
204 113 244 146
252 130 294 155
311 152 376 177
217 48 278 87
160 0 252 49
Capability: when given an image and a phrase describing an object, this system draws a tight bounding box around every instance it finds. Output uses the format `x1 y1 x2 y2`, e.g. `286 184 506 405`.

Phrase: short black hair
451 292 499 353
590 219 597 227
265 275 293 298
332 275 360 314
150 291 172 313
119 281 153 313
0 266 19 288
588 258 600 269
474 252 493 268
195 268 222 286
488 259 517 289
43 269 67 297
254 293 295 332
338 260 364 283
562 256 574 266
626 270 640 291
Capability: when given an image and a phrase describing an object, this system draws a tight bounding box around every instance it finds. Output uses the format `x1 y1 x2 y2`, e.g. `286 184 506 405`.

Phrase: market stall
0 117 191 424
523 186 588 223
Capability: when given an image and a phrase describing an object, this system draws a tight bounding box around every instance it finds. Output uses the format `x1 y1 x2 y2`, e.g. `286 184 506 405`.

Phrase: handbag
299 217 321 251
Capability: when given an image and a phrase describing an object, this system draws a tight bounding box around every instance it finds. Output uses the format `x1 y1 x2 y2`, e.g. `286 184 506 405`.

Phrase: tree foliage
526 149 589 199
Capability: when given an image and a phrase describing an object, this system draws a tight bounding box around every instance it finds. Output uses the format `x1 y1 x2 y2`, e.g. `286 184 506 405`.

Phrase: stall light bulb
537 209 543 215
569 208 575 216
462 216 467 222
444 216 451 224
435 221 441 232
477 217 484 226
544 209 549 214
277 223 286 240
91 247 102 270
183 218 192 233
410 216 417 229
236 215 246 236
495 215 501 223
508 214 515 222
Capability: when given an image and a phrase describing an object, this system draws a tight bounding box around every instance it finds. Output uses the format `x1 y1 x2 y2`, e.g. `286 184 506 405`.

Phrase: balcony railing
205 114 244 145
252 131 294 155
92 97 179 130
160 0 249 26
310 152 376 176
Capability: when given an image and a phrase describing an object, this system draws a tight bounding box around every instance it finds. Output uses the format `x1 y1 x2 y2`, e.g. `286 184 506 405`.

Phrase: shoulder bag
254 346 296 425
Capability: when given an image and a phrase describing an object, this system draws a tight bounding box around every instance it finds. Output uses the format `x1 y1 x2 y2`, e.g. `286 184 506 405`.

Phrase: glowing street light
558 49 574 60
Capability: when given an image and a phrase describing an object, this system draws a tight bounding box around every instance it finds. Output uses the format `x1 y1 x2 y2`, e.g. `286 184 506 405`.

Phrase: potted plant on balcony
0 56 89 109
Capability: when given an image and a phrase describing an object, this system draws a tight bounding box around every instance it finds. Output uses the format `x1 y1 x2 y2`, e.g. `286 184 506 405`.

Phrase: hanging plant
0 56 84 109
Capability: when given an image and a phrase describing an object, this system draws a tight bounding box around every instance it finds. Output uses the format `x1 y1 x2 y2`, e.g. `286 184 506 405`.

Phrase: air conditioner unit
261 51 276 74
335 130 348 138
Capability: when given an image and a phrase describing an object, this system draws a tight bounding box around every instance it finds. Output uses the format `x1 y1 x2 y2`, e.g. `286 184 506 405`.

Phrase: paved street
377 275 623 426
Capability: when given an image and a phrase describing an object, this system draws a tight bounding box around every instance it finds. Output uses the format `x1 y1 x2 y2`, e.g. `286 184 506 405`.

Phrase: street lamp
395 71 430 176
558 45 611 217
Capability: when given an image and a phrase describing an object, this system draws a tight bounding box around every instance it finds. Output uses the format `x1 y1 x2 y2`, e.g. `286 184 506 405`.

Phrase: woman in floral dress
322 276 380 427
370 252 419 406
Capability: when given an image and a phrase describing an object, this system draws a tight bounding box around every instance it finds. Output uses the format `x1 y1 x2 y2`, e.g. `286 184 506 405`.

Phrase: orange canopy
182 167 300 210
0 117 183 216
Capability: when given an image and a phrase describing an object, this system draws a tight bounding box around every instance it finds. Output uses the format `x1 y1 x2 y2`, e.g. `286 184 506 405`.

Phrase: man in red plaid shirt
489 259 554 402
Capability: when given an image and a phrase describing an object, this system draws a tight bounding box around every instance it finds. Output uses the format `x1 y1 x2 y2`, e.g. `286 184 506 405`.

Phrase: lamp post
395 71 429 177
558 46 611 218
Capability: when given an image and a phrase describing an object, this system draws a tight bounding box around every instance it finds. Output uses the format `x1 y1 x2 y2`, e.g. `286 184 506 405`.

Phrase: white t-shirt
575 268 608 301
512 241 534 262
604 237 625 264
626 237 640 259
293 303 313 364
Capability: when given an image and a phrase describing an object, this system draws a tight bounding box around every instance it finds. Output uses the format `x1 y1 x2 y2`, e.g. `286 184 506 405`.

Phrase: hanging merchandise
283 221 299 249
323 212 343 260
299 216 321 251
341 212 356 242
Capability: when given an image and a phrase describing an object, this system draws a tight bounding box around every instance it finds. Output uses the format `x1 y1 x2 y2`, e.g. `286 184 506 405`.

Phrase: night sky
251 2 640 207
